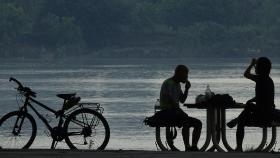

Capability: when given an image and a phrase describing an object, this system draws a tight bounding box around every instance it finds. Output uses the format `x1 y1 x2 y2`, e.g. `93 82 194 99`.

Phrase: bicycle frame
19 95 67 132
19 96 104 133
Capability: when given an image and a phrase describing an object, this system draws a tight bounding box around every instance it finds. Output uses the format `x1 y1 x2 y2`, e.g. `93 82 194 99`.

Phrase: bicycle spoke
70 117 87 127
84 113 90 126
5 137 14 148
90 116 98 127
70 114 97 128
67 132 82 136
3 135 21 148
87 137 102 149
65 109 109 150
81 113 87 126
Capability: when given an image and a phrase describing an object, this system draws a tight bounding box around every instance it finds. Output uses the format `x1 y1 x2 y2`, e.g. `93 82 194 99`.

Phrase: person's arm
244 58 257 80
246 97 256 104
180 80 191 103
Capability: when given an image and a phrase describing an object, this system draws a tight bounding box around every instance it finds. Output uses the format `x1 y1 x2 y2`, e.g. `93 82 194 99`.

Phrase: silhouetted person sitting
160 65 202 151
227 57 275 151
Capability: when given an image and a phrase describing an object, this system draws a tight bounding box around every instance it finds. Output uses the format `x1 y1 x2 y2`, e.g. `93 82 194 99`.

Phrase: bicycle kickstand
51 139 58 149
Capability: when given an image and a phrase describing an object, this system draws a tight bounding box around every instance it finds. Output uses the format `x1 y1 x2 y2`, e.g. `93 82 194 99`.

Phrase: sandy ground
0 150 279 158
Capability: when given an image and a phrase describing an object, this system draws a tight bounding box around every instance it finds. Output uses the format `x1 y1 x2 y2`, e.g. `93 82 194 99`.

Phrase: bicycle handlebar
9 77 23 89
9 77 36 98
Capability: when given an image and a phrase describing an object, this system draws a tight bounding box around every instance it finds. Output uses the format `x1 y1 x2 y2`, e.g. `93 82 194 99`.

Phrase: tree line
1 0 280 58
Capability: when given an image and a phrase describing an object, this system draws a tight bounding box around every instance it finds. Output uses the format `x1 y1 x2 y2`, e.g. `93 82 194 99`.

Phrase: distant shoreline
1 56 280 62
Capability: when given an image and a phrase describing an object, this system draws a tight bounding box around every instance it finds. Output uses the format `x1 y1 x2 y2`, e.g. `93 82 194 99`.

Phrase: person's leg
182 117 202 151
174 108 192 150
175 108 202 151
236 111 265 152
182 126 190 149
187 117 202 148
227 105 254 128
235 108 255 151
236 122 245 151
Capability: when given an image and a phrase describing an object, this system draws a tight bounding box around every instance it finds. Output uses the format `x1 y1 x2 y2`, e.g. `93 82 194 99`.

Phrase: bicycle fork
12 99 30 136
12 112 26 136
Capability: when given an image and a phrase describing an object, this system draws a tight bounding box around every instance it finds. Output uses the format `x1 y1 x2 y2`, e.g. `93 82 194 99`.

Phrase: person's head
174 65 189 83
255 57 271 76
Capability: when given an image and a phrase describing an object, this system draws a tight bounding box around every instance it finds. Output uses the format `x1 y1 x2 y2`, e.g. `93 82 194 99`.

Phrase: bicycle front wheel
64 108 110 150
0 111 37 149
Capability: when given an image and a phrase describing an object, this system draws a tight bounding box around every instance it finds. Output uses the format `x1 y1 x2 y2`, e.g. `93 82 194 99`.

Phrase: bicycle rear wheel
0 111 37 149
64 108 110 150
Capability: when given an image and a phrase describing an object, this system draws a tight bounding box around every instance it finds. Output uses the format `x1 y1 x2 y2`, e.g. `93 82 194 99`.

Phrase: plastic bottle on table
154 99 161 112
205 84 214 100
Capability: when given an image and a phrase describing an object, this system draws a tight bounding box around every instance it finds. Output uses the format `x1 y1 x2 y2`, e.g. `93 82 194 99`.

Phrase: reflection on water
0 58 280 150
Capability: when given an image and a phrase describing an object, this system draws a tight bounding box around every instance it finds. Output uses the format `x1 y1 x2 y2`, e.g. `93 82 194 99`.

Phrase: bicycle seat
57 93 76 100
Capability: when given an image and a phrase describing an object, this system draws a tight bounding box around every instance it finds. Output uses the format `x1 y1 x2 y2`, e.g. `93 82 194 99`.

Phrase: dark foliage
1 0 280 58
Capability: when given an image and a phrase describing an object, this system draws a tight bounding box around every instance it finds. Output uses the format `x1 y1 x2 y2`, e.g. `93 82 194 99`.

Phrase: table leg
199 109 212 151
210 107 225 152
221 108 235 151
217 107 221 144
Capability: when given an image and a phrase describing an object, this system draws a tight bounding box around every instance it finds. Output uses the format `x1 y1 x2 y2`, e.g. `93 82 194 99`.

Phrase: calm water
0 58 280 150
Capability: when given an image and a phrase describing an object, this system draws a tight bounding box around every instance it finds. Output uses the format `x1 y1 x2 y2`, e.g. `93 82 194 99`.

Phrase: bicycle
0 77 110 150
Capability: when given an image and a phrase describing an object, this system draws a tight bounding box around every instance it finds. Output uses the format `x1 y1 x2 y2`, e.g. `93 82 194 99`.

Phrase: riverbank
0 150 279 158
